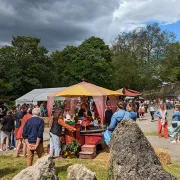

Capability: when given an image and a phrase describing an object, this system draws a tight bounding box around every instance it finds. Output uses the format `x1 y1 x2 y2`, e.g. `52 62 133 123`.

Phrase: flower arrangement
61 140 81 158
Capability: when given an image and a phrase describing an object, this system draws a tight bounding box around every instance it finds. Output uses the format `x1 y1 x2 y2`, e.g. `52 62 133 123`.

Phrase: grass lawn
144 131 157 136
0 152 180 180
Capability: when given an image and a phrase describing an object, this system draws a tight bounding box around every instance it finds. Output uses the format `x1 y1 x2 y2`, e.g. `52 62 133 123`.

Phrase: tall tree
0 36 55 97
161 42 180 82
50 46 78 86
51 36 113 88
111 23 176 91
68 36 113 88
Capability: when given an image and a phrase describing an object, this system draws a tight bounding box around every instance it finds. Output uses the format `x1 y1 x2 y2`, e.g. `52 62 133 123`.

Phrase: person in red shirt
49 110 76 158
15 110 32 157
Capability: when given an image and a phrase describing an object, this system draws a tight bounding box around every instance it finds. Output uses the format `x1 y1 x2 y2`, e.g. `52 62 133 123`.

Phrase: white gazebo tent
15 87 66 106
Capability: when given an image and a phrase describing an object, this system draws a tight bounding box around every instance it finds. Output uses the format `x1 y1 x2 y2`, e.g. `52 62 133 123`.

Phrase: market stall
116 88 141 97
47 81 121 158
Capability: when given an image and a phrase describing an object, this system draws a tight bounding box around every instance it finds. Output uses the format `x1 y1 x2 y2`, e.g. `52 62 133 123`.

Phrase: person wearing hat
169 104 180 143
105 102 113 126
108 102 130 132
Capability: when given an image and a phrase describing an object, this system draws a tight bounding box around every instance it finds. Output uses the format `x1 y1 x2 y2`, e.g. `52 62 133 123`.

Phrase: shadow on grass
0 168 17 178
55 163 73 179
56 163 73 171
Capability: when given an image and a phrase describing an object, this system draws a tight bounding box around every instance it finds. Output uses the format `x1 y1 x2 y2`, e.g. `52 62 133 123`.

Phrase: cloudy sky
0 0 180 51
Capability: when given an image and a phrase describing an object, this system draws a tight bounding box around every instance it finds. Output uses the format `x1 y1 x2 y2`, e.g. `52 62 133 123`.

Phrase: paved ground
137 109 180 162
1 109 180 162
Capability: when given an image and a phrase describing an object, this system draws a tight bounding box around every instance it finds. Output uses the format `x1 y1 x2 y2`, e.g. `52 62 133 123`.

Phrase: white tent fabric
15 87 66 105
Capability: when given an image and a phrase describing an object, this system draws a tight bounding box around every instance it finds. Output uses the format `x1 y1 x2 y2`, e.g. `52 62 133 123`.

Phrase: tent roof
51 81 122 97
16 87 66 103
117 88 141 97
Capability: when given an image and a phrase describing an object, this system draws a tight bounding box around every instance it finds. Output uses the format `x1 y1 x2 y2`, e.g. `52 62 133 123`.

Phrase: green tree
50 46 78 86
68 36 113 88
111 23 176 91
0 36 55 97
51 36 113 88
161 42 180 82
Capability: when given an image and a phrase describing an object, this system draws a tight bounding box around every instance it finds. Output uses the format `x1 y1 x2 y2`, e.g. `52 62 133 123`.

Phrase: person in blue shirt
108 102 130 132
126 103 137 121
169 104 180 143
23 108 44 167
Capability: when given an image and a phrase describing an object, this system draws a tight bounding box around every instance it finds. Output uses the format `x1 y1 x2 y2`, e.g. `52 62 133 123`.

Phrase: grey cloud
0 0 119 51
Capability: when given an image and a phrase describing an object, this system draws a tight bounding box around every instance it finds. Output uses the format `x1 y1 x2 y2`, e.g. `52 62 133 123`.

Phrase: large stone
12 155 59 180
108 120 177 180
67 164 97 180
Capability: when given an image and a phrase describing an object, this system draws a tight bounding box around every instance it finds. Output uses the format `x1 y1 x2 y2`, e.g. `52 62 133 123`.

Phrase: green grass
0 154 179 180
164 162 180 179
0 155 26 180
55 157 108 179
144 131 157 136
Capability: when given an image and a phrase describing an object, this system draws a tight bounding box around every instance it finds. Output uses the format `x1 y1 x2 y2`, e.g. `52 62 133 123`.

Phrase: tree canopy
0 23 179 99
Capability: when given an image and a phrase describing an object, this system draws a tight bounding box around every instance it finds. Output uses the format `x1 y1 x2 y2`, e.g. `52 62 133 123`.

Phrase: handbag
102 130 112 145
172 122 178 128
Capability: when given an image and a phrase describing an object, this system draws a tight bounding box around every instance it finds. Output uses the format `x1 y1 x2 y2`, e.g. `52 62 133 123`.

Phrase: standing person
61 100 67 113
8 106 17 149
41 103 48 117
138 103 144 119
63 107 71 122
49 110 76 158
108 102 130 132
15 105 28 150
105 103 113 126
92 102 99 119
126 103 137 121
23 108 44 167
155 104 168 138
0 103 8 121
149 102 155 122
15 110 32 157
0 111 15 151
169 104 180 143
135 100 140 118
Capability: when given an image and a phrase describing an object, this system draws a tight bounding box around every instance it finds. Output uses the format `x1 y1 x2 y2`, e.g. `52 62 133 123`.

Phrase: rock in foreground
108 120 177 180
67 164 97 180
12 155 59 180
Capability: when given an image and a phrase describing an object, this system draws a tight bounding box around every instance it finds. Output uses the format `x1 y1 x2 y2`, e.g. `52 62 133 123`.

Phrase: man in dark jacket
23 108 44 167
0 111 15 151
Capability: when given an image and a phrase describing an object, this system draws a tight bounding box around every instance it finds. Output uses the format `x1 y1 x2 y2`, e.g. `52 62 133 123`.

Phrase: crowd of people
0 97 180 166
